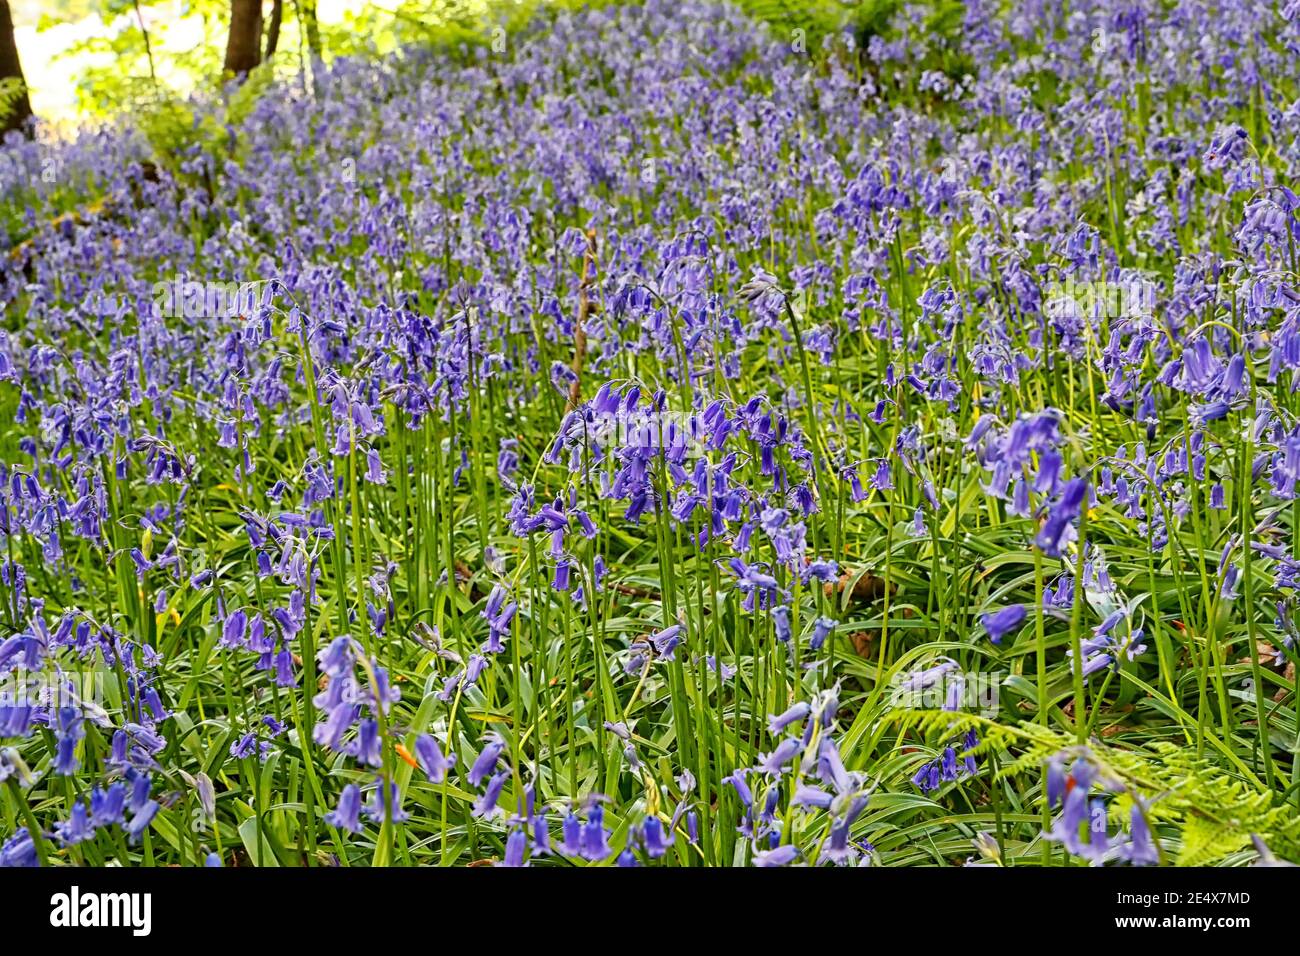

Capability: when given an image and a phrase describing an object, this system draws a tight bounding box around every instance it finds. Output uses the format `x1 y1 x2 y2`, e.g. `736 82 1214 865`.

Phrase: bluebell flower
0 703 33 738
772 605 792 643
753 843 799 867
980 604 1026 644
651 624 683 660
326 783 363 834
52 705 84 775
221 609 248 649
125 800 159 843
807 735 840 786
767 701 810 735
792 784 834 810
562 812 583 856
473 770 509 819
468 737 504 786
1046 789 1111 862
500 828 528 867
725 769 753 807
126 771 152 814
912 761 941 792
353 719 383 767
1046 757 1069 808
413 733 456 783
755 737 801 776
90 783 126 826
961 730 979 774
364 779 409 824
1119 801 1159 866
1036 478 1088 556
54 800 96 845
581 805 612 861
531 811 551 856
0 828 37 867
810 616 835 650
313 702 360 752
824 796 870 865
642 815 673 858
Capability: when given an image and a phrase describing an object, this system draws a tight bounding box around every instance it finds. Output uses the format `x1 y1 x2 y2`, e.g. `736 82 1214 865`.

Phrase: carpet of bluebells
2 0 1300 868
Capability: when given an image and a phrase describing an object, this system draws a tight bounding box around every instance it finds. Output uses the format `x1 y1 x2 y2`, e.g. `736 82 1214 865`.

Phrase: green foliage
39 0 228 118
732 0 864 45
8 0 1297 870
31 0 101 28
729 0 966 54
891 710 1300 866
320 1 528 57
0 76 26 120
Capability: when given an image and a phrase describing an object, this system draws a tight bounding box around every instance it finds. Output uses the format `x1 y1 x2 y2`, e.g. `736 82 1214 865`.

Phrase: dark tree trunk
0 0 33 136
264 0 283 61
223 0 263 80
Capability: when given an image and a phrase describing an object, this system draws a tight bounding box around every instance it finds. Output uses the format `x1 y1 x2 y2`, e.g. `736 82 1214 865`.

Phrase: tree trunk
0 0 33 136
264 0 283 61
223 0 263 80
301 0 321 62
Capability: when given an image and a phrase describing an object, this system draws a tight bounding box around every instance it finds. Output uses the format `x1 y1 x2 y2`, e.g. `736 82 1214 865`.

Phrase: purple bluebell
326 784 363 834
980 605 1026 644
413 733 456 783
468 737 505 787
